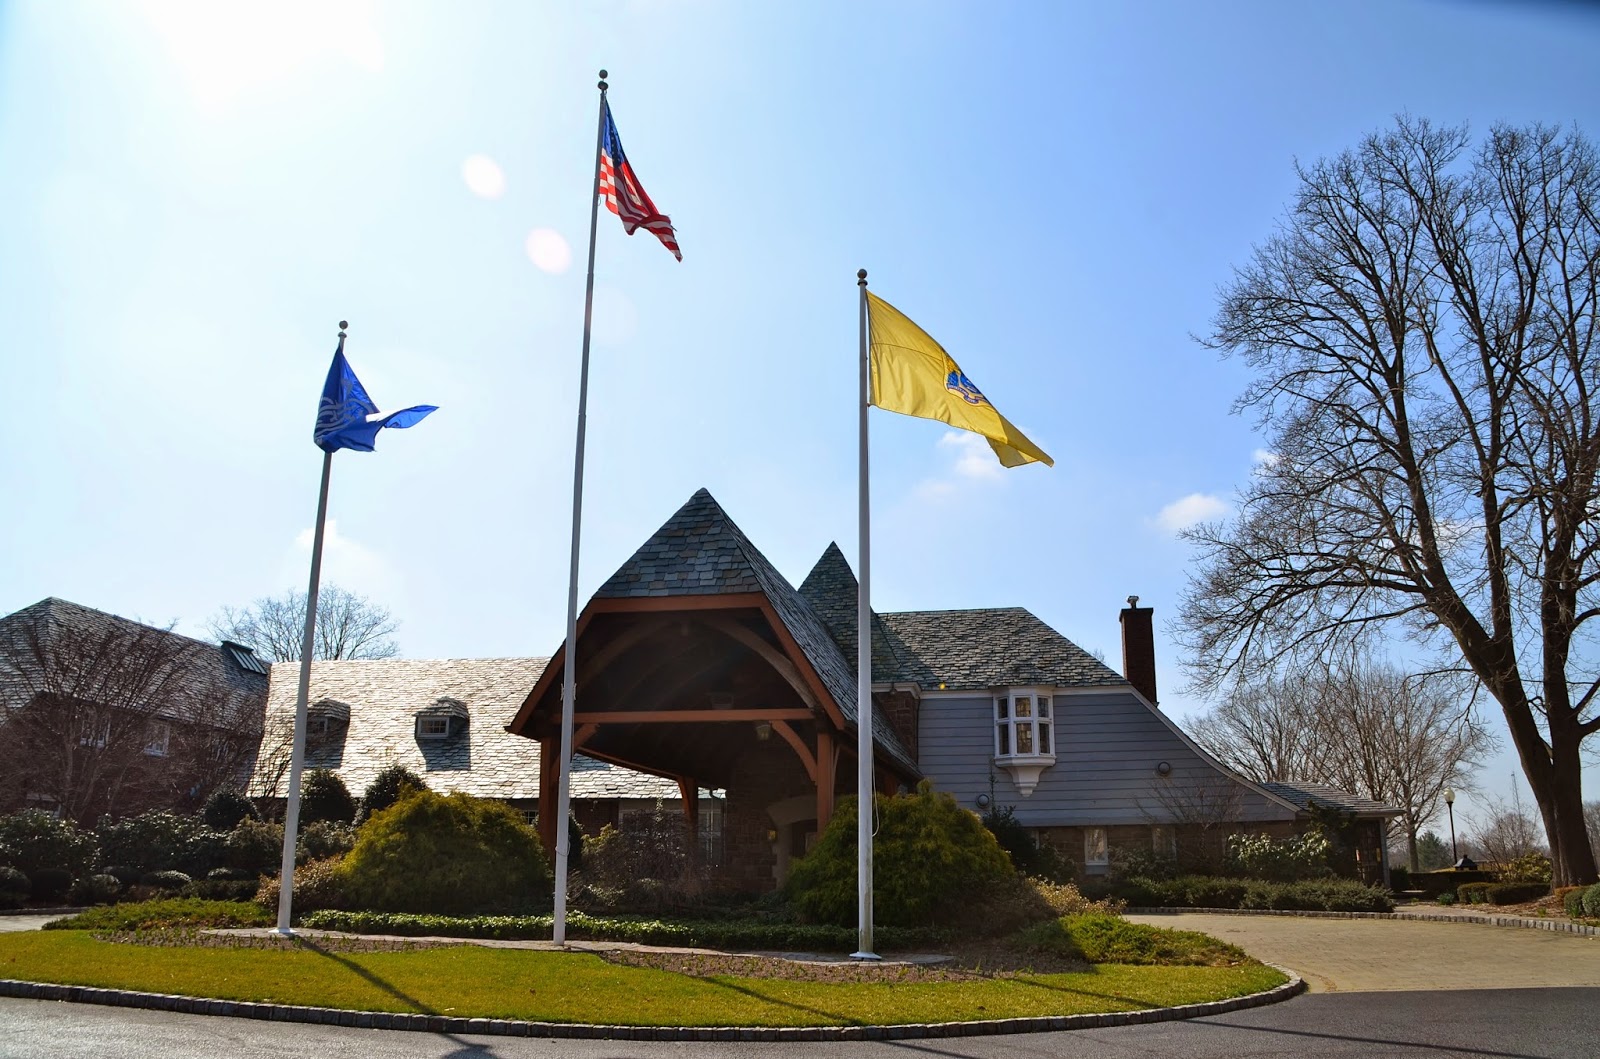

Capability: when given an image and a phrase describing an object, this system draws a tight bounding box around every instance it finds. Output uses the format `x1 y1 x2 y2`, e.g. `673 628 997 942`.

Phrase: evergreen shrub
299 769 358 825
785 784 1014 930
0 865 29 908
95 811 224 877
981 805 1074 881
1226 831 1332 881
224 819 284 876
69 873 122 905
357 765 427 823
45 898 270 932
141 870 193 891
1103 874 1392 912
337 790 549 915
298 820 356 863
1457 881 1493 904
1013 912 1250 966
1557 885 1585 918
0 811 97 878
1483 882 1548 905
200 790 260 832
1583 883 1600 918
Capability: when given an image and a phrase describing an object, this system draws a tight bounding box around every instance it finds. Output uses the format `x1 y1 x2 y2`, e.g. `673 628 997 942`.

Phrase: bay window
992 687 1057 796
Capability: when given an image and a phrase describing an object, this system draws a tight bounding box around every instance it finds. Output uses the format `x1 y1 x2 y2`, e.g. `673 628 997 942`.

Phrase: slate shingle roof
250 657 684 802
797 551 1128 691
592 490 919 777
0 597 268 729
1258 781 1404 817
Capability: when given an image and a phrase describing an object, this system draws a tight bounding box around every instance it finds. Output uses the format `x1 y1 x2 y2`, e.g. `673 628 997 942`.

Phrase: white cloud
1252 448 1280 468
1155 493 1228 534
281 519 397 598
911 431 1005 500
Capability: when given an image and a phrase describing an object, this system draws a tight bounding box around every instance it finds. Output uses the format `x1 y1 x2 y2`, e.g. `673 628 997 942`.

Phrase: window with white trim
144 721 171 757
1151 824 1176 859
991 688 1058 797
994 690 1053 758
1084 826 1109 869
416 715 451 740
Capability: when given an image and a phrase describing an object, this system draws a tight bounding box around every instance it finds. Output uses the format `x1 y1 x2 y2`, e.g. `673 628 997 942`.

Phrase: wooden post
539 737 560 859
816 729 835 831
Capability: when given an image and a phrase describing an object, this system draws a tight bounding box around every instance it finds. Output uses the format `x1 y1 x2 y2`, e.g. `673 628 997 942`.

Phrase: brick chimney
1119 596 1157 706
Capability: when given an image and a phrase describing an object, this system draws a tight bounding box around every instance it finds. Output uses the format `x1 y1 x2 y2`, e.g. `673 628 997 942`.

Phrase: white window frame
416 715 451 740
993 688 1056 762
1084 826 1109 869
143 721 171 757
78 715 111 749
307 715 334 738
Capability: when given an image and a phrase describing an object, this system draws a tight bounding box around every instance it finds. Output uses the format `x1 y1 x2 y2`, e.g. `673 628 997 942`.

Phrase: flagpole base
849 950 881 961
271 927 296 938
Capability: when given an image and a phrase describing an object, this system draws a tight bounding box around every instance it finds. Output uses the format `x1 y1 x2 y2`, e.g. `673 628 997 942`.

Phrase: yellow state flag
866 291 1053 468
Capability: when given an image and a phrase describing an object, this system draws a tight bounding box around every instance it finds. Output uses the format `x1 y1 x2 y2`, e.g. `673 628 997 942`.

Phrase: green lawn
0 932 1285 1027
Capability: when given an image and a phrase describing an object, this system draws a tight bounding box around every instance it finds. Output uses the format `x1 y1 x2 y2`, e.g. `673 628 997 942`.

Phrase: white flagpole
274 321 343 936
852 269 879 960
552 70 610 947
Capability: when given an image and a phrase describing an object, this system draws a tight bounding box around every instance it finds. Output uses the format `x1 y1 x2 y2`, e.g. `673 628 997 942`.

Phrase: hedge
301 909 948 951
1103 875 1393 912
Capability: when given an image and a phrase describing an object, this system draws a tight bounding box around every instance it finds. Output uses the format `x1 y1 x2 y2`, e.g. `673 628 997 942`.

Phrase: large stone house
9 489 1399 883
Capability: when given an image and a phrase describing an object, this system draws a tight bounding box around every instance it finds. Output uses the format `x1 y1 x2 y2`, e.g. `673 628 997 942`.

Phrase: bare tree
1585 799 1600 859
208 585 399 662
1466 803 1547 866
1189 658 1491 872
1178 118 1600 884
0 600 265 823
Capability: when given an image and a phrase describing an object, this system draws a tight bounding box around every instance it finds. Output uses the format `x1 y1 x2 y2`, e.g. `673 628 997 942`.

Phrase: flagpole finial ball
857 269 868 285
598 69 608 79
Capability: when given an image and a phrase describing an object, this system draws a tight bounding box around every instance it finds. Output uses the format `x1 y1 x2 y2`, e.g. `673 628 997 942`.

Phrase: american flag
598 100 681 261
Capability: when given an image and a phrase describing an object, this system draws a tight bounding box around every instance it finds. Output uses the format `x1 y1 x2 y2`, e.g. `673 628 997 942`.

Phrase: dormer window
307 699 350 739
993 688 1057 796
414 697 469 741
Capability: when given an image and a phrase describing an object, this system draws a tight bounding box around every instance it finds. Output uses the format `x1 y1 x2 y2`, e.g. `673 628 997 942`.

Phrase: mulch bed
598 942 1091 981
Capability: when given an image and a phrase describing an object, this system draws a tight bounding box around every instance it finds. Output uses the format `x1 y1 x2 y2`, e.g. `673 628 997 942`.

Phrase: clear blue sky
2 0 1596 834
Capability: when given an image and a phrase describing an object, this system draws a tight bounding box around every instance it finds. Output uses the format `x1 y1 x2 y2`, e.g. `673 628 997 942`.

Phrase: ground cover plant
44 898 271 932
1012 914 1250 966
0 931 1285 1027
1097 875 1393 912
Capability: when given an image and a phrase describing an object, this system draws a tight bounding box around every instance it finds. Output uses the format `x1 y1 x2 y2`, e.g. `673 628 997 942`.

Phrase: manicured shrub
182 878 260 903
1557 885 1585 919
299 769 357 826
358 765 427 824
1389 866 1411 891
0 810 98 878
1436 891 1456 905
1582 883 1600 918
1105 874 1391 912
224 819 285 876
141 870 193 891
45 898 271 932
297 820 356 863
338 790 549 916
785 784 1015 930
253 857 349 916
1457 881 1492 904
1484 882 1548 905
1013 913 1251 966
29 867 74 902
69 874 122 905
207 867 256 882
200 790 260 832
0 865 29 908
95 811 225 878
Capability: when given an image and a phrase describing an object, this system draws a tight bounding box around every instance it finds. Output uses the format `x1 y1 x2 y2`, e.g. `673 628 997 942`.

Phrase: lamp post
1443 787 1458 864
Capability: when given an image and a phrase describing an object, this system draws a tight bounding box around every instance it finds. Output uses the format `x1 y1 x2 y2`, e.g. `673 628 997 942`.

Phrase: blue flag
313 345 437 453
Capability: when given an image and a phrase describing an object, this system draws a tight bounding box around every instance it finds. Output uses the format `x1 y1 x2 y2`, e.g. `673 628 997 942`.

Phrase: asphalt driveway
1127 912 1600 992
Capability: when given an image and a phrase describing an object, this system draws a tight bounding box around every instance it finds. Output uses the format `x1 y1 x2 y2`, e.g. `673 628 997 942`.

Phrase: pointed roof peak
594 488 767 599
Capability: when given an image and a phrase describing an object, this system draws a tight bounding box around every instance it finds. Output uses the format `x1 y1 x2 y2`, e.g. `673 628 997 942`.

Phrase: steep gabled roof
588 490 919 777
0 597 269 727
797 550 1127 691
1259 781 1404 818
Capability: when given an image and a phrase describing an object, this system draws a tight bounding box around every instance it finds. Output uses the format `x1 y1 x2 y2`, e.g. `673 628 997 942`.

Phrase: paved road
1126 912 1600 992
0 917 65 934
2 990 1596 1058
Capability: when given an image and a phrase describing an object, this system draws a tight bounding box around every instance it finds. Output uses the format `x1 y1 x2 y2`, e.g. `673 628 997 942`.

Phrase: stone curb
1128 906 1600 937
0 970 1304 1041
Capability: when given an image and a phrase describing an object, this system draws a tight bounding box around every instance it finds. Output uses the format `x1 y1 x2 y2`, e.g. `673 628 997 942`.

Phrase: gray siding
917 689 1295 826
